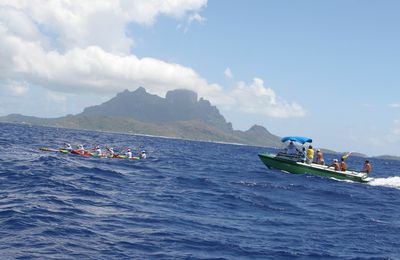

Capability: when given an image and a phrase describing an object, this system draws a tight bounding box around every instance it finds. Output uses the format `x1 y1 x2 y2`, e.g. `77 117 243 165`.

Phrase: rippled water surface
0 122 399 259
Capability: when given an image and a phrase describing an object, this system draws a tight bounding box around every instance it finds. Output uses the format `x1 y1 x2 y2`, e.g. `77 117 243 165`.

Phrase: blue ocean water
0 122 399 260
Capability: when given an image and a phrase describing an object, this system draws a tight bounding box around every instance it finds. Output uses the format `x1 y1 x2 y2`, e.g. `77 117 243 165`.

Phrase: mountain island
1 87 283 148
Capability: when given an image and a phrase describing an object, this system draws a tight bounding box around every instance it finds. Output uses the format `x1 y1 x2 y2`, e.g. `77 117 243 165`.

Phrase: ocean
0 122 399 259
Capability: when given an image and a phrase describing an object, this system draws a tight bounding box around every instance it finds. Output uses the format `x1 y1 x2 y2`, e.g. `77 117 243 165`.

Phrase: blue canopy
281 136 312 144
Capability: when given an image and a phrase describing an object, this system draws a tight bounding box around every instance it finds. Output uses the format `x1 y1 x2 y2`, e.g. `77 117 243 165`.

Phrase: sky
0 0 399 156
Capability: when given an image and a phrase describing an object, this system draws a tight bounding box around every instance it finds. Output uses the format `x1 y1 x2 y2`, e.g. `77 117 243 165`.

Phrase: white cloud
188 12 206 24
0 0 305 119
224 67 233 79
177 10 206 33
0 5 43 42
0 80 29 96
393 128 400 136
223 78 306 117
390 103 400 108
46 91 66 103
368 120 400 147
1 0 207 53
392 120 400 137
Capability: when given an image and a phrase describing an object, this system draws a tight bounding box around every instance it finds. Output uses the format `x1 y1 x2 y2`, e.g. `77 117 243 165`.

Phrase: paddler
64 143 73 151
93 146 102 156
76 144 85 155
125 148 132 159
140 150 147 159
107 147 115 157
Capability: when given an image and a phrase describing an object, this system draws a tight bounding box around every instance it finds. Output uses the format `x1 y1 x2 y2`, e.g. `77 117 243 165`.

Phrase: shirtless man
316 149 325 165
361 160 372 174
340 157 347 171
328 159 340 171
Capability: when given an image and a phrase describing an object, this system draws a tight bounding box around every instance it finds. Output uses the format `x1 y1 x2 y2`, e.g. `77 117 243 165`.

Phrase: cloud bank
0 0 305 118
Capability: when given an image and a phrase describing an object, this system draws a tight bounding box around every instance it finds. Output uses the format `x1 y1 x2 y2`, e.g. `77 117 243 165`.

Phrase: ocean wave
1 122 400 259
367 176 400 189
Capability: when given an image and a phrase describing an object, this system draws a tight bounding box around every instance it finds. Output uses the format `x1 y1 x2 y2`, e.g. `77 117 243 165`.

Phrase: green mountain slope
0 87 283 148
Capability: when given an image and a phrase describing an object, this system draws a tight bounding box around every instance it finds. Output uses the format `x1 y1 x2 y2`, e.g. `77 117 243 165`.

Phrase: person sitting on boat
125 148 132 159
286 141 298 155
93 146 102 156
328 159 340 171
76 144 85 155
361 160 372 174
306 145 314 164
140 150 147 159
316 149 325 165
340 157 347 171
107 147 115 157
64 143 73 151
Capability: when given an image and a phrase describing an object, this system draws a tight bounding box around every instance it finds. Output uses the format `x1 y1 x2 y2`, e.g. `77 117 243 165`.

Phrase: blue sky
0 0 399 156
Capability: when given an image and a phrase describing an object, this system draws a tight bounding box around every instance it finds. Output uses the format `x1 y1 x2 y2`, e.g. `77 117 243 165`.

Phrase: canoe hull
258 153 368 183
39 148 142 160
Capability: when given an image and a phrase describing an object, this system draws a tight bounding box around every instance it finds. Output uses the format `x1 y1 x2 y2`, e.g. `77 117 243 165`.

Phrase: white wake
367 176 400 189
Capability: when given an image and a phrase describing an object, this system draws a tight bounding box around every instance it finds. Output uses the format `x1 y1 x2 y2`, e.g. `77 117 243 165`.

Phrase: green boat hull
258 153 368 183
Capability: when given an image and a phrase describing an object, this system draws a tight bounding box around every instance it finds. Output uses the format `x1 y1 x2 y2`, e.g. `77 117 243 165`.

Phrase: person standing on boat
328 159 340 171
286 141 297 154
340 157 347 171
316 149 325 165
361 160 372 174
306 145 314 164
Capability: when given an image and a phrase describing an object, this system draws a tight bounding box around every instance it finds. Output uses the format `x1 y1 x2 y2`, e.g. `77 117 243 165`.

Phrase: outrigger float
258 136 369 183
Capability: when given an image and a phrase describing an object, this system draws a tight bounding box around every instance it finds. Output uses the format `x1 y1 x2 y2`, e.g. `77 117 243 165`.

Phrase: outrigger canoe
39 147 141 160
258 136 369 183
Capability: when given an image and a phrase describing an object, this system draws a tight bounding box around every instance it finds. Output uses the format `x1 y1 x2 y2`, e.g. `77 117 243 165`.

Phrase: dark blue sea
0 122 399 260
